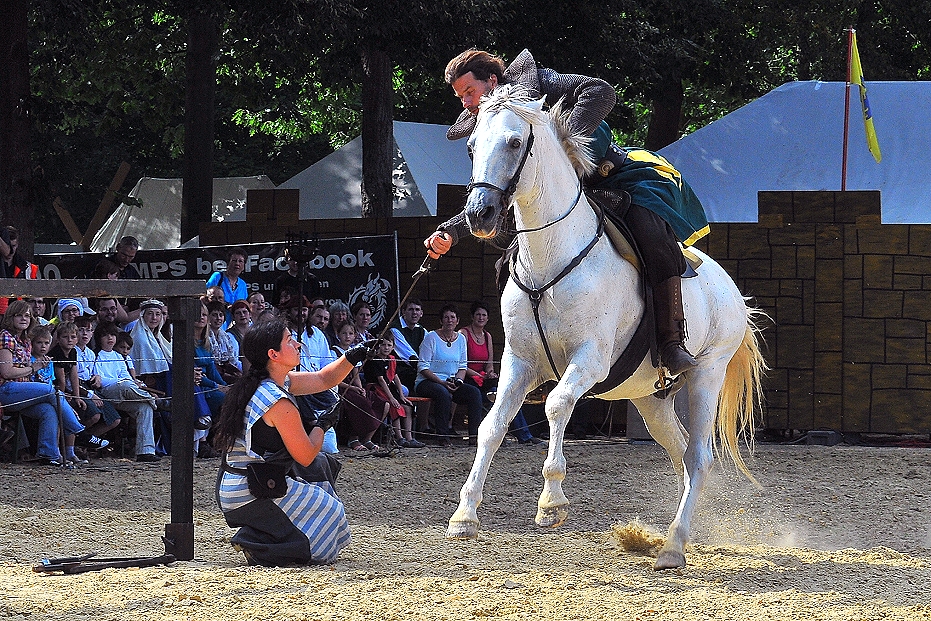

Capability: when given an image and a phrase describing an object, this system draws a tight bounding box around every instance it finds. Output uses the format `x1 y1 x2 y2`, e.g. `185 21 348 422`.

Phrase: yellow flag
849 31 882 162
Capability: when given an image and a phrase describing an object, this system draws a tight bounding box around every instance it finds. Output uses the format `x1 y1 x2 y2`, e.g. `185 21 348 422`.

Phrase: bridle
467 123 586 236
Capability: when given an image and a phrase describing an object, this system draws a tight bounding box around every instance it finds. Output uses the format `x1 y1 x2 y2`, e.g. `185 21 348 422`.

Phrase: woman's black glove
314 403 341 432
345 339 380 365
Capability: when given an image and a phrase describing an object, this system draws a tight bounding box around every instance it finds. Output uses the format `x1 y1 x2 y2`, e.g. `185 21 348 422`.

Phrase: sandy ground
1 439 930 620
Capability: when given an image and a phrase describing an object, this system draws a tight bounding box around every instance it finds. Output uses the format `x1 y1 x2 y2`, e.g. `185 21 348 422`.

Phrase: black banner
35 235 400 330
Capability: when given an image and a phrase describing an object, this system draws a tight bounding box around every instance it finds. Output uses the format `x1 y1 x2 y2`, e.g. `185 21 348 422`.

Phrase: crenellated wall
202 188 930 434
691 190 931 434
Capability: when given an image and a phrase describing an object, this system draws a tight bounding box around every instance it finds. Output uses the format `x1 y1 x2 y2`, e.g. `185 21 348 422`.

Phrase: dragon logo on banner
348 272 392 329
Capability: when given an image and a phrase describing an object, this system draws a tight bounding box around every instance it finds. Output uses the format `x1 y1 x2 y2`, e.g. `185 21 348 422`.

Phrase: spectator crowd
0 234 546 467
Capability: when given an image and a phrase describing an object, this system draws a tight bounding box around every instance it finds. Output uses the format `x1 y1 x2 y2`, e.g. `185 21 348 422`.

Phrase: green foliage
19 0 931 243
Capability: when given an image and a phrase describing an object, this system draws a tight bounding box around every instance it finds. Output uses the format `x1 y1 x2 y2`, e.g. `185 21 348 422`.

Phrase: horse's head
464 85 544 238
463 85 598 238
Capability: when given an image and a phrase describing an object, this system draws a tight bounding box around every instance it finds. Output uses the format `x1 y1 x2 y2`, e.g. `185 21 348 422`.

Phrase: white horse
447 83 767 570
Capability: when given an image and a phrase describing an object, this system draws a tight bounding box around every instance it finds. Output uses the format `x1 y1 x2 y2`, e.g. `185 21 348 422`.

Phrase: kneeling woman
214 319 375 565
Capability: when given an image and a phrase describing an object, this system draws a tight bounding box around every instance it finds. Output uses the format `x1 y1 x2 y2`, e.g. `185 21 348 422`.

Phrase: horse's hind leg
630 394 688 481
535 362 599 528
654 364 727 570
447 353 535 539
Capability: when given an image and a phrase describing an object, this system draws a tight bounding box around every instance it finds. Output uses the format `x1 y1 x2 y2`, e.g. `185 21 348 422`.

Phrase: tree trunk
181 7 219 245
360 44 393 219
0 0 34 256
644 77 684 152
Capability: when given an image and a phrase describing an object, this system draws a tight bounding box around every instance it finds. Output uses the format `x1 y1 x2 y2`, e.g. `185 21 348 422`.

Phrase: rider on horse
424 48 708 376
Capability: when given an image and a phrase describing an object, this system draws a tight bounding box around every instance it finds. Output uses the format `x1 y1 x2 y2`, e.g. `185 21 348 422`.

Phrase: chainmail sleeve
435 211 470 246
536 67 617 137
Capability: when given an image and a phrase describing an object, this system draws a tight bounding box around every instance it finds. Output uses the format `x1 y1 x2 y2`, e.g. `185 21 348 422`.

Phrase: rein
510 210 605 381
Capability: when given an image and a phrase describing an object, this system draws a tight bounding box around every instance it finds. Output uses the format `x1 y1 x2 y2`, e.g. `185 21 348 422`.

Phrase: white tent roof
278 121 472 219
90 175 275 252
659 81 931 223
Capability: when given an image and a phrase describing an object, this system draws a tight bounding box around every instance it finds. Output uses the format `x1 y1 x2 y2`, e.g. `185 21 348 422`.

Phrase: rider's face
452 72 498 116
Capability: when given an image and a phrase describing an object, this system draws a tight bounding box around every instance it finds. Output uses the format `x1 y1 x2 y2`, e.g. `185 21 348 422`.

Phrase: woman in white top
415 304 484 446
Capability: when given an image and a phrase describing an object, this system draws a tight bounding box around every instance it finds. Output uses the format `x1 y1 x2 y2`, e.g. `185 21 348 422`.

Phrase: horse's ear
532 96 547 112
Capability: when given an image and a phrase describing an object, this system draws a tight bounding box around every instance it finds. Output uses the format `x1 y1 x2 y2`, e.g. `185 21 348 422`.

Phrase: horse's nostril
480 205 495 222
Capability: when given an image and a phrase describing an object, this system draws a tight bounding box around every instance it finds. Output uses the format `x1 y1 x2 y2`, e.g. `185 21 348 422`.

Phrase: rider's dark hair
213 318 287 451
445 49 506 84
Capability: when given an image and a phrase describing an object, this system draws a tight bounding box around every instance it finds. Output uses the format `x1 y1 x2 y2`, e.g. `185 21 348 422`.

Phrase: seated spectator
194 302 229 457
364 333 422 448
247 291 267 319
26 297 51 326
350 300 375 345
331 320 382 452
92 321 159 462
227 300 252 349
325 300 350 346
205 286 226 306
389 298 426 395
415 304 484 446
0 301 108 466
52 298 94 328
51 321 120 444
31 324 105 466
206 300 242 382
129 299 172 386
282 296 339 454
92 296 130 329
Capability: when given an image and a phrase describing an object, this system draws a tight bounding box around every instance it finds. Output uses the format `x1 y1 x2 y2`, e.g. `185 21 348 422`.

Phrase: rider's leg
623 203 698 375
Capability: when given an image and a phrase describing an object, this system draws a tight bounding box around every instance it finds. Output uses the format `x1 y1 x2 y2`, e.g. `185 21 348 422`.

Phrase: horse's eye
467 145 474 161
509 137 522 149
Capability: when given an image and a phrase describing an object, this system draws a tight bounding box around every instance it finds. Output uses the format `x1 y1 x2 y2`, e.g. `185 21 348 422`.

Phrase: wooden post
165 295 200 561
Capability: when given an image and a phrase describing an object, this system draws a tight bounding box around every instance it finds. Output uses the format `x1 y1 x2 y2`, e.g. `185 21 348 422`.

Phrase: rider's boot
654 275 698 376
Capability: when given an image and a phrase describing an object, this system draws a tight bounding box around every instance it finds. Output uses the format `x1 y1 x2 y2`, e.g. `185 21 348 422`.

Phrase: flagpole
841 28 854 191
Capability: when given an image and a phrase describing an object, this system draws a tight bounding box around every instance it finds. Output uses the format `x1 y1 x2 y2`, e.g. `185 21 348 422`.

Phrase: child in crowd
50 321 121 443
31 325 86 465
92 322 159 462
364 334 423 448
73 315 99 389
115 332 137 379
331 320 382 452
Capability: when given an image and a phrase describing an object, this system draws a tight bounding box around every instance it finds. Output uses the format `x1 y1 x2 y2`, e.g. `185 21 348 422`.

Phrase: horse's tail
716 302 769 486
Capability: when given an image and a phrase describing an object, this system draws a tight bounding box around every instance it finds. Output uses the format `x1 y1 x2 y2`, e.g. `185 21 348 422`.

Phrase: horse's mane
480 84 597 179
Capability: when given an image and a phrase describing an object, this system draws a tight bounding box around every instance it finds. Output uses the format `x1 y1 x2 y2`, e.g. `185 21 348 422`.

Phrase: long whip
376 255 436 342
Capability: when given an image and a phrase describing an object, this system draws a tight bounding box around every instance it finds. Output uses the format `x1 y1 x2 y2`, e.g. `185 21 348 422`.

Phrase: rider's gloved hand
424 232 452 259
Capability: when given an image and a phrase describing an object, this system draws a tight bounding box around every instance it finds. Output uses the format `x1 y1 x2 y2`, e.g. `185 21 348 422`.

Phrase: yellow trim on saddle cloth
682 224 710 248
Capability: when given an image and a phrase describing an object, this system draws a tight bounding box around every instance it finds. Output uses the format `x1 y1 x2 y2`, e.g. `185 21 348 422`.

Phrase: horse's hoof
446 519 479 540
535 504 568 528
654 550 686 570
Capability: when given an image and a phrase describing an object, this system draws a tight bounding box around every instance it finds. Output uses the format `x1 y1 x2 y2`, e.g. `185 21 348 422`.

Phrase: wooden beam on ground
52 197 85 245
80 161 131 251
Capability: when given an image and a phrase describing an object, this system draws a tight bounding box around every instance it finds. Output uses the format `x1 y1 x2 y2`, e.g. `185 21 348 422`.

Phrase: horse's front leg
536 361 600 528
447 352 536 539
